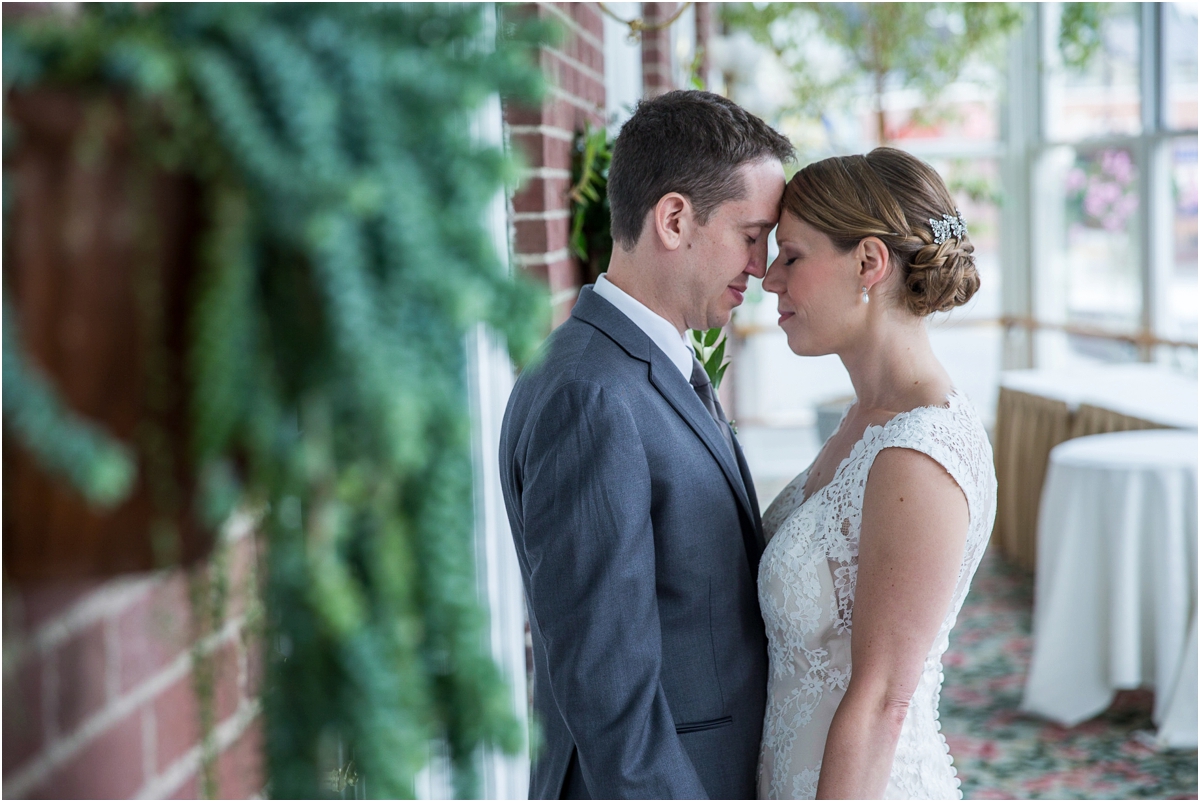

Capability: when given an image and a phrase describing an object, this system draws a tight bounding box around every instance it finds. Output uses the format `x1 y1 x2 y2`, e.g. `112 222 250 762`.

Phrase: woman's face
762 212 864 357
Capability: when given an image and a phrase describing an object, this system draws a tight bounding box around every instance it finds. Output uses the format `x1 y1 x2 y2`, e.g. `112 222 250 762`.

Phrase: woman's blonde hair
783 147 979 316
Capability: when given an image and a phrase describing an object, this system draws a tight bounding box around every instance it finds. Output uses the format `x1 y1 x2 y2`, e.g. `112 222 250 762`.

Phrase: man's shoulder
518 315 644 393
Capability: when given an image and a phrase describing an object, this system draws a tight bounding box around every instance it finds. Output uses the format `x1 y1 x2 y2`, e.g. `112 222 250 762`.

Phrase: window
1022 3 1198 372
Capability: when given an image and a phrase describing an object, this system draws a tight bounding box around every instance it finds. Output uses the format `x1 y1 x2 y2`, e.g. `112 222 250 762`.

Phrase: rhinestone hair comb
929 210 968 244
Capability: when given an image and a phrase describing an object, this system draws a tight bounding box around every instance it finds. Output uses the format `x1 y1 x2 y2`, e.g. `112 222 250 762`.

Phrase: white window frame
1005 2 1199 370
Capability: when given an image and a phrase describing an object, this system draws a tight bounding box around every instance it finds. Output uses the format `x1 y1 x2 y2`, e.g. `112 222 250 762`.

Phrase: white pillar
467 5 530 797
418 6 531 798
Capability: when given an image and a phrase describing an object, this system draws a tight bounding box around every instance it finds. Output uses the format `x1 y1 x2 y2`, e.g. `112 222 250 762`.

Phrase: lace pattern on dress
757 389 997 800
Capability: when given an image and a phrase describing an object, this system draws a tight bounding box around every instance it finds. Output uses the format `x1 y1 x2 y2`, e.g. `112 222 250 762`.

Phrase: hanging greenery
4 3 549 797
2 304 137 507
568 122 613 284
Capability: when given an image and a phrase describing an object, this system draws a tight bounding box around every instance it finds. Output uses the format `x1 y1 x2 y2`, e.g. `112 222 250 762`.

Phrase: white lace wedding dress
756 389 997 800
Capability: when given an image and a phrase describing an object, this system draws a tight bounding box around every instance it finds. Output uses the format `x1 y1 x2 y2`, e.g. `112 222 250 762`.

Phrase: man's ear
857 236 891 291
653 193 690 251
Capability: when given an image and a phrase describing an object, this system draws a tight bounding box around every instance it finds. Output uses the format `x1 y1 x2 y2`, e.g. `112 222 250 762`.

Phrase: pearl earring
861 286 870 304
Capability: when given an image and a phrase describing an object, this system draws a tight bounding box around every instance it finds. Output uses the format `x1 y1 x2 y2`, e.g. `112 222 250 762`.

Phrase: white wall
670 2 697 89
603 2 644 131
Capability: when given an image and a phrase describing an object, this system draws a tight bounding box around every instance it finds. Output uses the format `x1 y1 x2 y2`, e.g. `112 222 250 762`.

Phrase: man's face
681 159 786 331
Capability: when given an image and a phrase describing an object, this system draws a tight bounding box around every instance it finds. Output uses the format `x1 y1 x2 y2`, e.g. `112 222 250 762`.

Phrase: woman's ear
857 236 891 292
653 193 689 251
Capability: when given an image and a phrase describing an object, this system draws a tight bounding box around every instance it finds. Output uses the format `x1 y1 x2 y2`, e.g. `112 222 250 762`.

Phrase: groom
499 90 793 799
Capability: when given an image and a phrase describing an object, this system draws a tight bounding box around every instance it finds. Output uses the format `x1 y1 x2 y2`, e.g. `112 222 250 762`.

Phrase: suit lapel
647 348 756 526
572 287 758 534
731 434 767 566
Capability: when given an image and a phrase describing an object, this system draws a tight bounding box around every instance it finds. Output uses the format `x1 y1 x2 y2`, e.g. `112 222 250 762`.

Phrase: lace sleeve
870 400 998 594
876 403 994 531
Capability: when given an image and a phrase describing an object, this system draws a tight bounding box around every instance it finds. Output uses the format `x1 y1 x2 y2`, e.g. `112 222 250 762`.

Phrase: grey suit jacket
499 286 768 799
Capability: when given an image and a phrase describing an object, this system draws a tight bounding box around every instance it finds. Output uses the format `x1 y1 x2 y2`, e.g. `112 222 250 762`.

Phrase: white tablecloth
1021 430 1198 747
1000 364 1198 429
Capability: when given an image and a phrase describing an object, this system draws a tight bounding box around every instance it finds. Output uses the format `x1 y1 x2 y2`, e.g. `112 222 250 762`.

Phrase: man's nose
746 240 770 278
762 258 783 294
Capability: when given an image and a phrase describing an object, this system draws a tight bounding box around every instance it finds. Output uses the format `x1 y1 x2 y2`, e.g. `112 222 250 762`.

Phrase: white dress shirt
593 274 693 381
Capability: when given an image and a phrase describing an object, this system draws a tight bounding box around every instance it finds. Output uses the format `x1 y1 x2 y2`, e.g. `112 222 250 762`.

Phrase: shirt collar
592 274 693 381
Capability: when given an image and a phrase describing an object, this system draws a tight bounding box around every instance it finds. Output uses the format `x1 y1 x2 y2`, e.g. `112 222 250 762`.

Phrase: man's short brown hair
607 90 795 250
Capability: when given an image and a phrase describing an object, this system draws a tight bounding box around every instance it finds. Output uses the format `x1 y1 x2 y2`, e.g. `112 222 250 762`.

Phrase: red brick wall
3 520 263 799
641 3 677 97
505 2 606 326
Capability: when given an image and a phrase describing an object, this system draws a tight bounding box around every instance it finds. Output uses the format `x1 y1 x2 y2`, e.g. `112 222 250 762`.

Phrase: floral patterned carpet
940 549 1198 800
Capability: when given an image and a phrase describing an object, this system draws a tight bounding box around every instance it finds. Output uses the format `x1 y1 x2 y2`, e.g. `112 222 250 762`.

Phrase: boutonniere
690 327 738 437
688 327 730 390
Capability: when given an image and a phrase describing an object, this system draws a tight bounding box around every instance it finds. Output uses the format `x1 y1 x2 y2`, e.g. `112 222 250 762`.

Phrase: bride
756 147 997 799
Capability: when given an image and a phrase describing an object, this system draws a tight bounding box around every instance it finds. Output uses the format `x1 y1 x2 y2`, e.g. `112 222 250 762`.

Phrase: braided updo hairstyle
782 147 979 316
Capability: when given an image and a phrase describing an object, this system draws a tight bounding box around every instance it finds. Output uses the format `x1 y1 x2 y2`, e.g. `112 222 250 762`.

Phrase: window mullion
1139 3 1169 360
1001 5 1040 369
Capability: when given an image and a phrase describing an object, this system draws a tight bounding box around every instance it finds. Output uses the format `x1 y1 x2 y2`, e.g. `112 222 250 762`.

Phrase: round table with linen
992 364 1198 571
1020 429 1198 748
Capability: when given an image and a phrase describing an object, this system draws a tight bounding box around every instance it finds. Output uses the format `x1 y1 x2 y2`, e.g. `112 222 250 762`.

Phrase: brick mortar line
544 45 605 86
43 643 59 742
513 209 572 222
135 697 262 800
4 615 246 798
515 248 571 267
14 511 259 663
507 124 575 142
21 578 156 660
538 3 604 52
550 286 581 307
141 706 156 787
521 167 572 180
104 616 121 704
548 84 604 116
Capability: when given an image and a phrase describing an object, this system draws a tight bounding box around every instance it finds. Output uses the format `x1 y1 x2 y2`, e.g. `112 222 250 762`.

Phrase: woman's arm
815 446 969 799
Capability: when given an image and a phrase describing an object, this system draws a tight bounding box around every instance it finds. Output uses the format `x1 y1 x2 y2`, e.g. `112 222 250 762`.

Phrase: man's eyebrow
742 219 776 229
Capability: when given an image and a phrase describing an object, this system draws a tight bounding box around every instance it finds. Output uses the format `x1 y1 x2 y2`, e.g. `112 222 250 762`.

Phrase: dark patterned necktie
690 356 736 460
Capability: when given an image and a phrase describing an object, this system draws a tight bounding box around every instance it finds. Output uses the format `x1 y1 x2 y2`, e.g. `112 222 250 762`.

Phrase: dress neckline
797 388 963 509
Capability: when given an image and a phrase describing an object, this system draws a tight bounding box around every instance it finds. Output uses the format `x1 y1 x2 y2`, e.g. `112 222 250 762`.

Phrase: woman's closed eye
776 246 800 266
